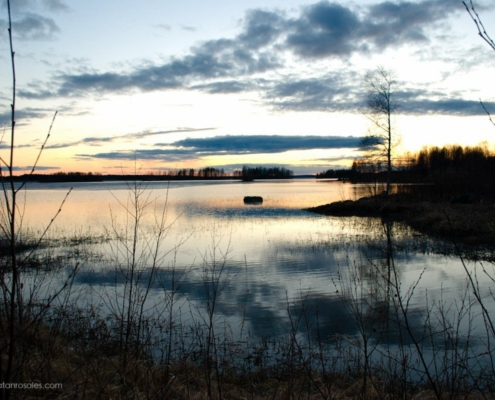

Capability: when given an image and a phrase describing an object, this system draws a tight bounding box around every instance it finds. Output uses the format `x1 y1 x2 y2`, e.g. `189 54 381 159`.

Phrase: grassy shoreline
3 311 489 400
306 193 495 249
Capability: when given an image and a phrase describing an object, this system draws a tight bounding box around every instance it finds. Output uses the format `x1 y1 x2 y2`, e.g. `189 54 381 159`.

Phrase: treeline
233 166 293 180
173 167 226 178
407 144 495 200
333 144 495 200
13 169 231 183
410 145 495 176
16 172 105 183
316 169 353 179
12 165 293 183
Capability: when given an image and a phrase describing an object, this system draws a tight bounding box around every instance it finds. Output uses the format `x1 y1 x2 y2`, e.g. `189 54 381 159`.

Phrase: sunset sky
0 0 494 175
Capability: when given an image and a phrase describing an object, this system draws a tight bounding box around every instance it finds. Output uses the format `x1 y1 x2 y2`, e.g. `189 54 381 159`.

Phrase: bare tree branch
464 1 495 128
480 99 495 126
463 0 495 52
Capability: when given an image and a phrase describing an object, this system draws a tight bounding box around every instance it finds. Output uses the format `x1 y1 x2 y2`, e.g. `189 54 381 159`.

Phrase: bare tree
362 67 398 196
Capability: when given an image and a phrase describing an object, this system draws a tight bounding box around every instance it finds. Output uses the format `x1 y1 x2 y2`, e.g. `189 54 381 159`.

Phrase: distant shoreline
8 174 305 184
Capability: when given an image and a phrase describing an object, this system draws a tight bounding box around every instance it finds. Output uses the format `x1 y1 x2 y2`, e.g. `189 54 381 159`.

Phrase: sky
0 0 494 175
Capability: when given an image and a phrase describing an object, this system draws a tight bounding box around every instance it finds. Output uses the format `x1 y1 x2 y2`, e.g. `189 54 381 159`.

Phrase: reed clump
1 314 472 400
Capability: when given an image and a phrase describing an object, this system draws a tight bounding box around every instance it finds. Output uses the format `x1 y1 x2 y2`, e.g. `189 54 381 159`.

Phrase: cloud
76 134 362 162
47 127 215 149
309 155 358 162
0 107 53 125
28 0 459 99
9 13 60 41
51 11 284 97
0 0 66 41
54 48 279 96
264 73 361 111
263 74 495 115
171 134 361 153
2 0 67 12
42 0 69 12
364 0 460 47
75 148 198 162
399 99 495 116
190 80 254 94
285 2 363 58
10 165 60 171
154 23 171 32
392 88 495 115
238 9 285 49
0 143 36 149
18 88 58 99
17 0 477 118
0 0 63 41
181 25 196 32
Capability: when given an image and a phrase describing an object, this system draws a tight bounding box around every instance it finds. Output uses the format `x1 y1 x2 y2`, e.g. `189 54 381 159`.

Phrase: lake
12 178 495 380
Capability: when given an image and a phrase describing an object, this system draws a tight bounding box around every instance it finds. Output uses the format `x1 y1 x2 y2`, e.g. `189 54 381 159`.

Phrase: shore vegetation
2 2 495 399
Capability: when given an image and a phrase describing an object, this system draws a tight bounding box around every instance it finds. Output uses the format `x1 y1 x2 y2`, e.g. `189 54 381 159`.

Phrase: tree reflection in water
335 218 494 396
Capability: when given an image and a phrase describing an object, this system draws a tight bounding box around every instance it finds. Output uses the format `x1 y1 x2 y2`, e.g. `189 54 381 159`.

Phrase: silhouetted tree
361 67 398 195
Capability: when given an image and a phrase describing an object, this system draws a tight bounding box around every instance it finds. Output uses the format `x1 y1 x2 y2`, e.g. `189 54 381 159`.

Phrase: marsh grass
3 2 495 399
9 278 495 399
2 174 494 399
1 216 495 399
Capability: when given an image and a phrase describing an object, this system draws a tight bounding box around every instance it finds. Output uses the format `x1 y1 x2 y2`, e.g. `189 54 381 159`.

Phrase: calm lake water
16 179 495 373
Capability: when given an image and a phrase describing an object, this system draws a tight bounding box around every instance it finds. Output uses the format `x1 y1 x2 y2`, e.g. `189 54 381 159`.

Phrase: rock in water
244 196 263 204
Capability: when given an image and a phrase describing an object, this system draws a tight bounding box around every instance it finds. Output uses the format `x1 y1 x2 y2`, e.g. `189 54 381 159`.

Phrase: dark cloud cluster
15 0 482 117
0 12 59 41
264 73 361 112
283 0 462 57
399 98 495 115
20 1 467 110
45 8 285 97
172 134 360 153
14 13 59 40
264 75 495 115
0 0 68 41
75 134 362 162
286 2 363 57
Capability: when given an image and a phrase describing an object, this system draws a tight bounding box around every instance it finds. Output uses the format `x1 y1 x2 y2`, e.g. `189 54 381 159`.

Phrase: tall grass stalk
0 3 76 398
96 174 183 386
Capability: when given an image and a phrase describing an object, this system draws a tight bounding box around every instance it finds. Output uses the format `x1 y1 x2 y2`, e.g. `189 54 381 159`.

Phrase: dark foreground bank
306 194 495 249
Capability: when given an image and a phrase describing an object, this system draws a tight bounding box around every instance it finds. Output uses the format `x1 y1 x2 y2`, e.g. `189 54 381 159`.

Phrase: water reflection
16 180 495 380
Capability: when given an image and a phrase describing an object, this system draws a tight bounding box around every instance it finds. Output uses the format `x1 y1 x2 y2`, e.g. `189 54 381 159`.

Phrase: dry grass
2 319 470 400
306 194 495 249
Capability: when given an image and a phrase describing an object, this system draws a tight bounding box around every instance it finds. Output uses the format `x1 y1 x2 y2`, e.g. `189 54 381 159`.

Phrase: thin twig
16 111 58 193
24 187 73 260
463 0 495 52
479 99 495 127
